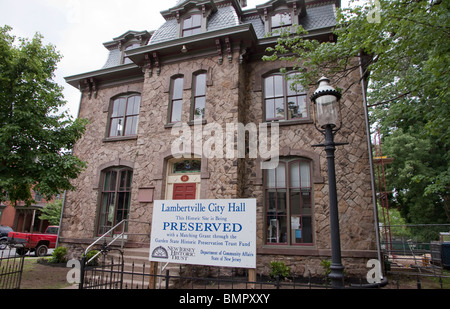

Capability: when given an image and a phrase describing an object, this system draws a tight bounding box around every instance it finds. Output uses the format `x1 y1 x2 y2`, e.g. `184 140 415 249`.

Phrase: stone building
61 0 379 276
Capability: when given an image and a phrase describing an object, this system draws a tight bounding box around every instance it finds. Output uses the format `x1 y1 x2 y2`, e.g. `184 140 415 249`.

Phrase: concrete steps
105 247 180 288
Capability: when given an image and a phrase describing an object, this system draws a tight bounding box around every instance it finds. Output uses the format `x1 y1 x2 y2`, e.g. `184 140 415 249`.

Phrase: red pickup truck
8 226 59 257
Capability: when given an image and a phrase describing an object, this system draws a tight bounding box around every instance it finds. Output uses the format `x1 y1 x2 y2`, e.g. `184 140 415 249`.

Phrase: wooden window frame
122 43 141 65
182 14 202 37
168 76 184 124
108 94 141 138
191 72 207 121
97 168 133 236
265 158 314 246
270 11 293 33
263 71 309 122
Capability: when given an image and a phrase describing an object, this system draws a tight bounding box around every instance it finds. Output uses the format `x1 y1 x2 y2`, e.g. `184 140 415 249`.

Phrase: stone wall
60 51 378 276
242 59 377 275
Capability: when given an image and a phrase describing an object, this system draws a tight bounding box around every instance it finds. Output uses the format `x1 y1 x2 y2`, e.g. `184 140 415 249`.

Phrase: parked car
0 225 13 250
8 226 59 256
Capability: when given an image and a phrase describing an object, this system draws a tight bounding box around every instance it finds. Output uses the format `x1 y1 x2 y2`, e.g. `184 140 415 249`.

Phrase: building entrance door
166 159 201 200
172 183 196 200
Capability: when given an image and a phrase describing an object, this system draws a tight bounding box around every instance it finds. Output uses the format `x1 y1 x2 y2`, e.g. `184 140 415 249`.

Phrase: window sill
165 119 207 129
164 123 178 129
102 135 138 143
258 245 317 256
264 119 313 126
187 119 207 126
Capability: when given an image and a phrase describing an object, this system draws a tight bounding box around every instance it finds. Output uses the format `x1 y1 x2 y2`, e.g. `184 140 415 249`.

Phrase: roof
66 0 338 88
299 4 337 30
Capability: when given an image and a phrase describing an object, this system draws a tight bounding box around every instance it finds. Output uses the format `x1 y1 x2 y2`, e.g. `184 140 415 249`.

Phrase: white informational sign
149 199 256 268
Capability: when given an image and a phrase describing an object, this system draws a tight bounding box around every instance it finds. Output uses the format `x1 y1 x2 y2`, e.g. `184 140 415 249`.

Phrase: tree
0 26 87 205
264 0 449 227
39 199 63 226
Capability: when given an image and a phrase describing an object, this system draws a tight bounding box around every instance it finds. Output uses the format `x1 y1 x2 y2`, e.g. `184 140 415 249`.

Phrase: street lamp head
311 77 342 129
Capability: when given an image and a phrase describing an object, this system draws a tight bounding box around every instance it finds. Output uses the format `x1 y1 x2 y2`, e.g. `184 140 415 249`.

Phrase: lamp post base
329 263 345 288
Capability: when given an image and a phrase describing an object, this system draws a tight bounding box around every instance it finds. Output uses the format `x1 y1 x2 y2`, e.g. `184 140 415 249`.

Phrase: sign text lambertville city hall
149 199 256 268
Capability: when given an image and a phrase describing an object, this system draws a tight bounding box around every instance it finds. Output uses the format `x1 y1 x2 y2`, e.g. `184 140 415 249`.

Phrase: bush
320 259 331 277
85 250 99 266
49 246 67 263
269 261 290 280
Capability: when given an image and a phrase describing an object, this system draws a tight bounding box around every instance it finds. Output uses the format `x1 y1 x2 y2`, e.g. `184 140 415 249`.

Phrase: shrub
50 246 67 263
320 259 331 276
269 261 291 280
85 250 99 266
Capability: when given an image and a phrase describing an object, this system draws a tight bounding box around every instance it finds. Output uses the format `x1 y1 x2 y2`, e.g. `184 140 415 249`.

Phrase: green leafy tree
39 199 62 225
264 0 449 228
0 26 87 205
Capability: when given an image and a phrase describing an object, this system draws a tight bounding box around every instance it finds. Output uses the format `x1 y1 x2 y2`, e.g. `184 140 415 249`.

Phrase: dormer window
271 12 292 32
256 1 306 37
182 14 202 37
122 43 140 64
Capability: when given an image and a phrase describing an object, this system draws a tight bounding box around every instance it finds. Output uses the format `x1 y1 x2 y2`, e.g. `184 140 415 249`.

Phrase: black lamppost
311 77 347 288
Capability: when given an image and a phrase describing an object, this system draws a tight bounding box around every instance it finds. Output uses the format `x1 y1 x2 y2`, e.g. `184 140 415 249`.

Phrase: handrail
83 219 150 257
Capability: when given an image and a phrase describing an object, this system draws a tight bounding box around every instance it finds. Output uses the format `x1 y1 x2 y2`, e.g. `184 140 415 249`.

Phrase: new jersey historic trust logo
151 246 168 259
151 244 197 262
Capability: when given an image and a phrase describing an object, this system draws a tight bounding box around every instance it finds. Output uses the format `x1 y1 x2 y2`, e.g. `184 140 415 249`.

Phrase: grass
386 270 450 289
19 257 74 289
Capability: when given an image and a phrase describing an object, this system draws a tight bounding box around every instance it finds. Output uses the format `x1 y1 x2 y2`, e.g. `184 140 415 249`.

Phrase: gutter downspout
55 190 67 248
56 92 83 249
358 53 384 279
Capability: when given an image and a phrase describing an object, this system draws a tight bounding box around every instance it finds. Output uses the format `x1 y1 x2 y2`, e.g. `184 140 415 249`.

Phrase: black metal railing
79 242 124 289
77 251 373 290
0 244 25 289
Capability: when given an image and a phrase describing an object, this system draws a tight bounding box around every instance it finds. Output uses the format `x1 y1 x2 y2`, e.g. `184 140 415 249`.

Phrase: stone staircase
106 246 181 289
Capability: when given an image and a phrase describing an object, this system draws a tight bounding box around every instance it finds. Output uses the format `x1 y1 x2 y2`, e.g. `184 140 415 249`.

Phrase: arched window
191 72 207 121
108 94 140 137
265 158 313 245
263 72 308 121
169 76 184 123
97 167 133 235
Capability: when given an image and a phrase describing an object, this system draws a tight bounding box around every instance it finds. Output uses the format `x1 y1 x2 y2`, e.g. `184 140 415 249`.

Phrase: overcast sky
0 0 345 118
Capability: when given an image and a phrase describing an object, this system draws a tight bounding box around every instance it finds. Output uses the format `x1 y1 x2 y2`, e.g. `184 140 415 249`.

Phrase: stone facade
61 0 378 276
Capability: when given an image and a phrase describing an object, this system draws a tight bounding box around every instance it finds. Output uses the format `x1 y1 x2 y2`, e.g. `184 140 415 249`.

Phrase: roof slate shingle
102 1 337 69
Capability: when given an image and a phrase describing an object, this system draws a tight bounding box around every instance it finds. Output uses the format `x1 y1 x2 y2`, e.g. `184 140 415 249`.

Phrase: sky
0 0 347 119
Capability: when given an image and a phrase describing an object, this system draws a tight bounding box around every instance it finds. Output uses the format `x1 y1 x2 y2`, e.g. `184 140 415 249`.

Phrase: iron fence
78 253 382 290
78 224 450 290
379 224 450 289
79 248 124 289
380 224 450 273
0 245 25 289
